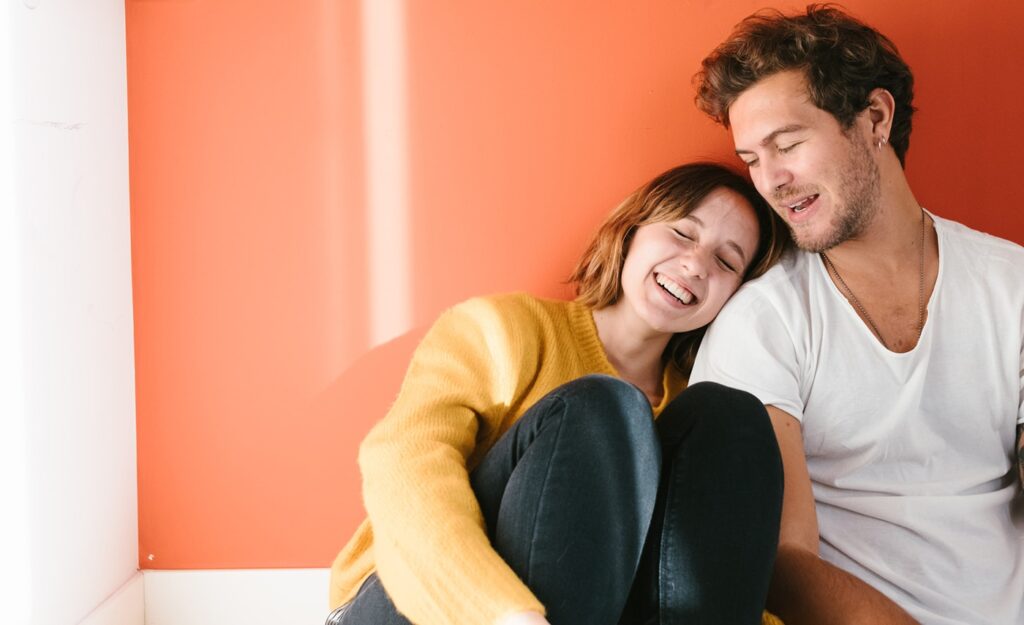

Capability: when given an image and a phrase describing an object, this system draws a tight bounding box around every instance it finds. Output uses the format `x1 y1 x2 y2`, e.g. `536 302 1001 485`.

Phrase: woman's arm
359 299 546 625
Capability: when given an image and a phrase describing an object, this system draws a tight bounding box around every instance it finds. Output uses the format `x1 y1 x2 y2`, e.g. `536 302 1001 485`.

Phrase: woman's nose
681 250 709 280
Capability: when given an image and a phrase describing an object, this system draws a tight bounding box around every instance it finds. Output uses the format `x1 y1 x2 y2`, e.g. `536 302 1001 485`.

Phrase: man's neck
824 169 924 275
817 167 938 353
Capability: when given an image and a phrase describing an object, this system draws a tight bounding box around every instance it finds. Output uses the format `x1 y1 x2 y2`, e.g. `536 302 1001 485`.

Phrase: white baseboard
78 572 145 625
143 568 331 625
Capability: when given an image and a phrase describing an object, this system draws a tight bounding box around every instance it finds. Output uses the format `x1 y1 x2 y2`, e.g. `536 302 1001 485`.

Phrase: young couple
328 6 1024 625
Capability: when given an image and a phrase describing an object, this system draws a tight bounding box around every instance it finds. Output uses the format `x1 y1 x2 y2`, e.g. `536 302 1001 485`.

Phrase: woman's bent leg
469 375 662 625
645 381 784 625
334 375 661 625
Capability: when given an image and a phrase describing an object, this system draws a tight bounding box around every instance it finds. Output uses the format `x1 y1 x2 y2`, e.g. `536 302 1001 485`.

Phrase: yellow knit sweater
329 293 686 625
328 293 783 625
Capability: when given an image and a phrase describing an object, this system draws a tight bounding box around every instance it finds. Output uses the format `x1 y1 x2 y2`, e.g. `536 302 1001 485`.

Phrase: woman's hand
495 610 551 625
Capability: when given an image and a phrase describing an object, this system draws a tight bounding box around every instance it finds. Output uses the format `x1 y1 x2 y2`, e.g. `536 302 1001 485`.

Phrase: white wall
2 1 139 624
144 569 331 625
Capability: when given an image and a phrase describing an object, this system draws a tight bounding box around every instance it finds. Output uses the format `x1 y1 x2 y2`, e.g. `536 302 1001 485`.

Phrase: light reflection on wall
362 0 412 348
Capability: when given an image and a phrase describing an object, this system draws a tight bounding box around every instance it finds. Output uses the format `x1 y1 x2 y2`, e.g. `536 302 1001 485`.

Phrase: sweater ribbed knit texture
328 293 687 625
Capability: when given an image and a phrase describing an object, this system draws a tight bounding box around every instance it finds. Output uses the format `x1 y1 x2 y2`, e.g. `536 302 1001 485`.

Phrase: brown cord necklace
820 209 927 351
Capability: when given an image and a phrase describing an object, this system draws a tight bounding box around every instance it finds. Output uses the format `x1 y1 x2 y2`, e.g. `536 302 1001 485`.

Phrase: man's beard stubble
781 131 882 253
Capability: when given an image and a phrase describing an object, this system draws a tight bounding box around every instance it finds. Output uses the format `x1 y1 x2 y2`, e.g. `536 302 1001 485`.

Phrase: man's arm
764 406 919 625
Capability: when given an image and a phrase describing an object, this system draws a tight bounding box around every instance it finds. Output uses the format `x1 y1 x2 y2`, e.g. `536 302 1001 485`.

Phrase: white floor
79 573 145 625
82 568 331 625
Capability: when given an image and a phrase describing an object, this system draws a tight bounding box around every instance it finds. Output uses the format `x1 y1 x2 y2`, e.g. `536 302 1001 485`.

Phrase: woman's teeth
656 275 694 305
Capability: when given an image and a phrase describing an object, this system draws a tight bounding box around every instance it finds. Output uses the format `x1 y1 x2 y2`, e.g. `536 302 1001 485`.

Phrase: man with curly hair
690 5 1024 624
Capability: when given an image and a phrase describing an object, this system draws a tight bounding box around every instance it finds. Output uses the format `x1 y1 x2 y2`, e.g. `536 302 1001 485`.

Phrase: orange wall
127 0 1024 569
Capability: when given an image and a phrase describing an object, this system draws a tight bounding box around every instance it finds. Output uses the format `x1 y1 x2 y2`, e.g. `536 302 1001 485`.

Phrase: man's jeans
328 375 783 625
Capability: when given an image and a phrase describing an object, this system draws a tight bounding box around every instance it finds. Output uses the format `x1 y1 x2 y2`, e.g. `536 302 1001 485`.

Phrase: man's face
729 70 881 252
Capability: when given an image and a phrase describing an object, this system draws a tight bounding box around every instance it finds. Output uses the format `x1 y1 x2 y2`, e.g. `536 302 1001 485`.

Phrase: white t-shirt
691 213 1024 625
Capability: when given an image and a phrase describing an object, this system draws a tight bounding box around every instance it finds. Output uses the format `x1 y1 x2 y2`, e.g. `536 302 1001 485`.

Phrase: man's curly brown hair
694 4 916 166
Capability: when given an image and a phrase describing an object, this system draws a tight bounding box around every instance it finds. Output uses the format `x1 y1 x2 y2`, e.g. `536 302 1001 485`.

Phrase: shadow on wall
308 325 429 553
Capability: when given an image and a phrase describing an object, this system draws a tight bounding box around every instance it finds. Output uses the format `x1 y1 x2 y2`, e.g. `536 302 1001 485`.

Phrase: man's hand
1017 424 1023 492
770 545 920 625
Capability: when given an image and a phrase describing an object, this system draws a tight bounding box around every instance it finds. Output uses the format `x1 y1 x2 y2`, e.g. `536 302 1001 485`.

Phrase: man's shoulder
936 214 1024 264
693 249 811 412
727 247 816 309
706 248 822 344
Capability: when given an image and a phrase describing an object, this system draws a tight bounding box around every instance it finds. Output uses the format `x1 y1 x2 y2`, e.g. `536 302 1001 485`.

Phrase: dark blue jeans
329 375 783 625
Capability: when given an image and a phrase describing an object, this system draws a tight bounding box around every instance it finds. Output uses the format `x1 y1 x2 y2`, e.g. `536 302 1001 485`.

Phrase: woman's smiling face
618 186 760 336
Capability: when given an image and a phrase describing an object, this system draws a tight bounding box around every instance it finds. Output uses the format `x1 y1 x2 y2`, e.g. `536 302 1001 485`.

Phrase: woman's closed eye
671 227 694 241
716 256 738 273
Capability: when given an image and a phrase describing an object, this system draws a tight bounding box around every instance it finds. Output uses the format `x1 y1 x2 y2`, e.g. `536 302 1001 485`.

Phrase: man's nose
758 157 793 196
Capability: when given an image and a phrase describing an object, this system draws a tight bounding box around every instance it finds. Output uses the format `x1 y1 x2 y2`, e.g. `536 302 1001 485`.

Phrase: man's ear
865 87 896 144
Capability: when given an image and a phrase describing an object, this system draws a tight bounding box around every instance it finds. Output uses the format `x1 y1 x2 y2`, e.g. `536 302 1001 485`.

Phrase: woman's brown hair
569 162 789 374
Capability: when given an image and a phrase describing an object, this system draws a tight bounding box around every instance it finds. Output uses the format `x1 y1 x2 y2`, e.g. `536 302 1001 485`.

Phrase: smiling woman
616 189 759 328
326 162 791 625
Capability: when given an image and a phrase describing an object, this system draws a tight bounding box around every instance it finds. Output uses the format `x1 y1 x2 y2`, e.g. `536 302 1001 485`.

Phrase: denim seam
524 395 568 586
657 463 677 622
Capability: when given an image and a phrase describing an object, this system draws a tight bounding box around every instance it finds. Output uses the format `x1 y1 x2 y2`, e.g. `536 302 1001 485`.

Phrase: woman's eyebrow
724 240 748 266
683 215 749 265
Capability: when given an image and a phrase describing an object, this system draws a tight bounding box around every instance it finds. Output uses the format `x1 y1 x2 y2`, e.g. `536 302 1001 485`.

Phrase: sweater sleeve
358 297 546 625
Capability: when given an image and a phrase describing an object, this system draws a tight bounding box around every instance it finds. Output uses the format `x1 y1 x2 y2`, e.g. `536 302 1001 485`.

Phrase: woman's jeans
328 375 783 625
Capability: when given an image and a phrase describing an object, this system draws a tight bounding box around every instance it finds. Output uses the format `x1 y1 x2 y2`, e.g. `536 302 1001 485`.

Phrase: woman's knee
672 382 772 438
552 375 652 430
559 374 646 405
537 375 660 467
659 383 781 481
661 383 784 508
681 381 764 415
